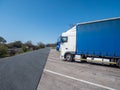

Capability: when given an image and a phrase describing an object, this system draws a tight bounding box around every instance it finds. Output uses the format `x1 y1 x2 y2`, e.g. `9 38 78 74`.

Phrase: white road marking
44 69 117 90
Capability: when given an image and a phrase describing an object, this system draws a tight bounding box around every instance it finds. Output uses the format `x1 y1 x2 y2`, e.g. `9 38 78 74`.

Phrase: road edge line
44 69 117 90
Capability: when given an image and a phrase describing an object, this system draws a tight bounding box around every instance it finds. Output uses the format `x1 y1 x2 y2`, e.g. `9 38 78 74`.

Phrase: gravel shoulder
38 49 120 90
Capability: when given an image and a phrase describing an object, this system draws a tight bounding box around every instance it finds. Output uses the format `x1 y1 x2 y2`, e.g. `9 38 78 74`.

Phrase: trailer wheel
117 59 120 68
65 53 74 62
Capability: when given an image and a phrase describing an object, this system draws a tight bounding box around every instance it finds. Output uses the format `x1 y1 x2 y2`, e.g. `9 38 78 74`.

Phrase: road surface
0 48 50 90
38 49 120 90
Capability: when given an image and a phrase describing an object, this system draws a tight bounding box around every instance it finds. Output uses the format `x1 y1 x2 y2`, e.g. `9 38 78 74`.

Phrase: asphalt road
0 48 50 90
38 49 120 90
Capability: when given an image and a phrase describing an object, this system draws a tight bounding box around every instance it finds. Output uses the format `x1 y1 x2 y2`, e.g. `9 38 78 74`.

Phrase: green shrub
8 49 16 56
22 45 29 52
0 44 8 57
37 42 45 49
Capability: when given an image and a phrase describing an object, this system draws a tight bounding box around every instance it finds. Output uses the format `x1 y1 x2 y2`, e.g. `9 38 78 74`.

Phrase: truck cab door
60 36 68 58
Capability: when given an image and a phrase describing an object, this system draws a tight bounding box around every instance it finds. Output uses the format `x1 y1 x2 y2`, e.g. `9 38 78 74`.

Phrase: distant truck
56 17 120 68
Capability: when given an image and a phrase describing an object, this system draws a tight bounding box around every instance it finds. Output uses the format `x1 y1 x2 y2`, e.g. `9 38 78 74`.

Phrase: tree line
0 36 56 58
0 36 47 58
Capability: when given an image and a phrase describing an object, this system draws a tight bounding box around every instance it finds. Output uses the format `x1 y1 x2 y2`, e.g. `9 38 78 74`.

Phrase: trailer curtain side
76 18 120 58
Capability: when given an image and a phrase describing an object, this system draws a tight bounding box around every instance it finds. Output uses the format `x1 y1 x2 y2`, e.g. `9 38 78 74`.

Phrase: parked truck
56 17 120 68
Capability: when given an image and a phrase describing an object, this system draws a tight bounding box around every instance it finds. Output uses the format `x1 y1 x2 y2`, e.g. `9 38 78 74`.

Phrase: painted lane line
44 69 117 90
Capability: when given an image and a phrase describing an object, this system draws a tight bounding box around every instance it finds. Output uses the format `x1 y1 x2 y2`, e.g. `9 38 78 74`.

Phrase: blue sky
0 0 120 44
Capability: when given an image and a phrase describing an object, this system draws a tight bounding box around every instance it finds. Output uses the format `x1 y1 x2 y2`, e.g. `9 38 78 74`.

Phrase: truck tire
117 59 120 68
65 53 74 62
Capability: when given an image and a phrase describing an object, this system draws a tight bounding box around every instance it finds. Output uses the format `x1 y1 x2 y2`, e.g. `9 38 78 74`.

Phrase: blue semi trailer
56 17 120 68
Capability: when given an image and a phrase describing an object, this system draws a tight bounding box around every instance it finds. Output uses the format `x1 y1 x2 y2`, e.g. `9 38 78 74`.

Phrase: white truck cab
57 26 76 61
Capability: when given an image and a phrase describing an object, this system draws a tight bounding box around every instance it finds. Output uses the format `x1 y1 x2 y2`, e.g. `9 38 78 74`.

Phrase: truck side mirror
56 42 60 51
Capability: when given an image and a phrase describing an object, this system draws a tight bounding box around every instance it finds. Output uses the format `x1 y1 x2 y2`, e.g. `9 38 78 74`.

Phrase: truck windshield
61 36 68 43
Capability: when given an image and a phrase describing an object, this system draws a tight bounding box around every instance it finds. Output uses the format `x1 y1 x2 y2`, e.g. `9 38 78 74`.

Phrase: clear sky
0 0 120 44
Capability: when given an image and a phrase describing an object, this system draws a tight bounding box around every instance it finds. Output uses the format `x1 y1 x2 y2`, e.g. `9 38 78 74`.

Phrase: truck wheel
117 60 120 68
65 53 74 62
